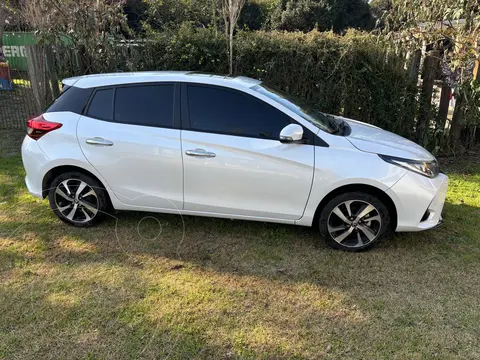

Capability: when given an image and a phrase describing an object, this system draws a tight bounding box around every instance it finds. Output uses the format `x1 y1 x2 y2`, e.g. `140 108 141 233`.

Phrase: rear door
77 83 183 209
181 83 315 220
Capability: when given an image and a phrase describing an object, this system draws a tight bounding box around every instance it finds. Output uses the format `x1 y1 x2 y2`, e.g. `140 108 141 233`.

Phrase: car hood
336 116 435 161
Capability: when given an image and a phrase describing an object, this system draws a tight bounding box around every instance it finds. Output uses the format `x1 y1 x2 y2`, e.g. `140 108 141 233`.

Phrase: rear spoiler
62 76 82 88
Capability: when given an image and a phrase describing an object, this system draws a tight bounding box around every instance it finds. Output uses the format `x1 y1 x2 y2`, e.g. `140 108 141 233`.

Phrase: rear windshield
46 85 92 115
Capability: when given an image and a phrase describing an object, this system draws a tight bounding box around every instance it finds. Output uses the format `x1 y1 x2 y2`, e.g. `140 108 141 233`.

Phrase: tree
142 0 220 31
22 0 128 74
221 0 246 74
0 0 21 61
123 0 149 32
369 0 391 27
0 1 13 51
271 0 373 33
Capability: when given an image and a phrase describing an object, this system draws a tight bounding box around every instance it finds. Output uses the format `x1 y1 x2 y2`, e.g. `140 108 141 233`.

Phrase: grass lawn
1 129 479 359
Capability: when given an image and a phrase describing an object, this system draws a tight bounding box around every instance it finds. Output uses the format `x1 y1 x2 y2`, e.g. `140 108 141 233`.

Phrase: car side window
114 85 174 127
187 84 292 139
46 86 92 115
87 88 114 121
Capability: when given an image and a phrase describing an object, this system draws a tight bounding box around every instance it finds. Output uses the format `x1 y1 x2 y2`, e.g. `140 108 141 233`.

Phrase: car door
181 83 315 220
77 83 183 209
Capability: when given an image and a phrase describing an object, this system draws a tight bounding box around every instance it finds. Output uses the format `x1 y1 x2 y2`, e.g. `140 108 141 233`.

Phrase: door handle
86 137 114 146
185 149 216 158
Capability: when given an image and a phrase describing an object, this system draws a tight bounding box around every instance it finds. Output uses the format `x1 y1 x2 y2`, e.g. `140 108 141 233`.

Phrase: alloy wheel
54 179 99 223
327 200 382 248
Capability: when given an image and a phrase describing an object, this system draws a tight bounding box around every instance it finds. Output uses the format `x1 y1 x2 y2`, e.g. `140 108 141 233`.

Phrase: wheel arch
42 165 114 210
312 183 398 231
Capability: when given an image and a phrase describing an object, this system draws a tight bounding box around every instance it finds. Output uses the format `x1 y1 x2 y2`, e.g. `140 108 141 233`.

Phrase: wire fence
1 32 39 129
0 69 37 129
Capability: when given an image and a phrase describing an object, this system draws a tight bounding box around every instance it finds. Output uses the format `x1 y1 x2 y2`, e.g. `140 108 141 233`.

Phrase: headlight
378 155 439 178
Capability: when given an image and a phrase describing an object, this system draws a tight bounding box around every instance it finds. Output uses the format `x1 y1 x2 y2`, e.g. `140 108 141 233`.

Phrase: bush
74 26 418 142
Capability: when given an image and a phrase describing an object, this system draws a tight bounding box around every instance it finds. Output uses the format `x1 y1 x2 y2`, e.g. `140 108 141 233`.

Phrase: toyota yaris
21 72 448 251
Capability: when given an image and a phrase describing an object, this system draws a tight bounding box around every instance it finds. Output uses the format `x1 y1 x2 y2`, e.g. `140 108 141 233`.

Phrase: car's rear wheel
48 172 109 227
318 192 390 251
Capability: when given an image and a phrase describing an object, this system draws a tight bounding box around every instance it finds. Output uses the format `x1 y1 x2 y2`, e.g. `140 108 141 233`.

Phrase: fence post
25 44 61 113
417 50 440 144
25 44 48 114
449 50 479 150
436 84 451 131
45 46 61 99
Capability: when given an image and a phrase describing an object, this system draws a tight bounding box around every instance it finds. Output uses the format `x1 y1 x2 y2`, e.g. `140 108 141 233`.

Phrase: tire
48 171 109 227
318 192 390 252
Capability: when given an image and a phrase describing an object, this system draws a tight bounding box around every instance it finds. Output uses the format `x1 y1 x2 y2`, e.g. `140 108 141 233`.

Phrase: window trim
84 82 181 130
181 82 316 143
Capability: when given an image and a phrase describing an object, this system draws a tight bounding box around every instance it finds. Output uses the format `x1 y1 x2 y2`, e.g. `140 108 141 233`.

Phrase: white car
21 72 448 251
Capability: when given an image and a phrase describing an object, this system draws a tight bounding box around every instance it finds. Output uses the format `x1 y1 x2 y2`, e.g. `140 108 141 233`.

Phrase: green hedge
90 27 418 141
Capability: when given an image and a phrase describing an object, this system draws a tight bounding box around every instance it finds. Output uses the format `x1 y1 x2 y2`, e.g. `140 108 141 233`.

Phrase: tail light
26 115 62 140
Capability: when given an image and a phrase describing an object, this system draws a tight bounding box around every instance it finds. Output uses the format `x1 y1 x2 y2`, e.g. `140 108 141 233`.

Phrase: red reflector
26 115 62 140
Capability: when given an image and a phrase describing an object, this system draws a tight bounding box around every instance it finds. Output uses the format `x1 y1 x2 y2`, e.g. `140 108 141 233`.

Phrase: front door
181 84 314 220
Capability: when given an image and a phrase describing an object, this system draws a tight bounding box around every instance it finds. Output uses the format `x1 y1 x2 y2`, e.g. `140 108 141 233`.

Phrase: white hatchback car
21 72 448 251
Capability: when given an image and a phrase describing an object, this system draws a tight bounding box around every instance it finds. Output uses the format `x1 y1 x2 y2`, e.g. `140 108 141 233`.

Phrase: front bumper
386 172 448 232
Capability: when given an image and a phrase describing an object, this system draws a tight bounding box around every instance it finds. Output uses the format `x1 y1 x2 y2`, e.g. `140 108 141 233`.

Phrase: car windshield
254 84 339 134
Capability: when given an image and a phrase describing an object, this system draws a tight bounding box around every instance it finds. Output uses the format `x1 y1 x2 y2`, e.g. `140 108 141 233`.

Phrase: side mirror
280 124 304 143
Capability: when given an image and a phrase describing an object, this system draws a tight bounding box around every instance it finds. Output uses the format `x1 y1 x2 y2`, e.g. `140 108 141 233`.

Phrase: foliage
270 0 374 33
238 0 277 30
369 0 391 28
142 0 220 30
23 0 129 74
137 0 276 32
127 0 374 33
130 23 228 73
123 0 150 31
378 0 480 149
0 0 14 46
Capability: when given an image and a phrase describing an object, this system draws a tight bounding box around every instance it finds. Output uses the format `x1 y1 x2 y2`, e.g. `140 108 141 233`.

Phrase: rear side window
46 86 92 114
187 85 292 139
87 88 114 121
114 85 174 127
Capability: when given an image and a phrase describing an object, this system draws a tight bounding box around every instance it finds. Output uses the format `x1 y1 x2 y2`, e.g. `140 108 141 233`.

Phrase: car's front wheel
48 171 109 227
319 192 390 251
